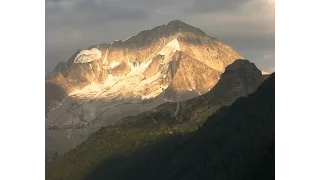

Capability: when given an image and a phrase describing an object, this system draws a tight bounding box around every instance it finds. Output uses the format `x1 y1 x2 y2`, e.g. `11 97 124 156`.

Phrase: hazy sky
46 0 275 73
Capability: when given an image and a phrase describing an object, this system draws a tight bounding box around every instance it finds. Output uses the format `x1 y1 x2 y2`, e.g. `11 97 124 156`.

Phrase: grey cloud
183 0 250 14
46 0 149 25
72 0 149 22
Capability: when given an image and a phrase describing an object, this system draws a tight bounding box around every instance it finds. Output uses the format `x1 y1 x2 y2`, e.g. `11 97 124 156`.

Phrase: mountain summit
46 20 244 154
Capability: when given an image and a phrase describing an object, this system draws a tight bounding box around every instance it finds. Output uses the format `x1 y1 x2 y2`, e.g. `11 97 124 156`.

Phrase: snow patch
109 61 120 69
69 58 167 103
74 48 101 63
158 38 180 57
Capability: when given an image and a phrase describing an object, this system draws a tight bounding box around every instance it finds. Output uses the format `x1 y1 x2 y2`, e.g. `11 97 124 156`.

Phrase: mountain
45 20 244 154
45 60 271 179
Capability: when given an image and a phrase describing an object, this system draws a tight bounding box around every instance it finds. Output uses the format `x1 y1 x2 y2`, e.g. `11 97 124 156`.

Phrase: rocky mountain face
119 59 269 126
45 20 244 154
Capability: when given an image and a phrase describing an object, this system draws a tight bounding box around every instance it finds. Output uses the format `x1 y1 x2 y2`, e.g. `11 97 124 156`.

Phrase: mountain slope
86 73 275 180
45 20 244 154
45 61 273 180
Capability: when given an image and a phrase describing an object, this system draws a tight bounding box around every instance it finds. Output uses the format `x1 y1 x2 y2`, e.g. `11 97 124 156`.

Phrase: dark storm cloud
45 0 275 73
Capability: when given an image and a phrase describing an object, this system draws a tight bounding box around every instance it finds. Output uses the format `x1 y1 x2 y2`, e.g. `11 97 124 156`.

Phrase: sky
45 0 275 73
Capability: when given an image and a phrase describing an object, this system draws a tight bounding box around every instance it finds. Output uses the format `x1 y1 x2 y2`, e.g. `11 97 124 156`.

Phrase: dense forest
46 73 275 180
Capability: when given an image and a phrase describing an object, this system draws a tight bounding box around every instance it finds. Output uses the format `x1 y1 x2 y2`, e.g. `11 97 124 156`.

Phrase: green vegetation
46 73 275 180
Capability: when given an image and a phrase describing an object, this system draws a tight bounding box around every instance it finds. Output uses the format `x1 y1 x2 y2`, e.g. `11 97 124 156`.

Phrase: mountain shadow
86 73 275 180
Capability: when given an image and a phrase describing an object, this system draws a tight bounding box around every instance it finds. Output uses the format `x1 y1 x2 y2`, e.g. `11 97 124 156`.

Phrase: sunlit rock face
45 20 244 154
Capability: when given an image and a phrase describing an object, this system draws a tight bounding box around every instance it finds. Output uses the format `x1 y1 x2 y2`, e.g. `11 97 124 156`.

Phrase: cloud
45 0 275 73
183 0 250 14
187 0 274 32
72 0 149 22
46 0 149 26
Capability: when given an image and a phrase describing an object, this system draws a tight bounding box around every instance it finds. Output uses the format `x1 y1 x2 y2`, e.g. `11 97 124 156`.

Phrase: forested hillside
46 73 275 180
